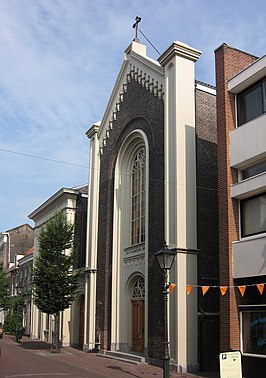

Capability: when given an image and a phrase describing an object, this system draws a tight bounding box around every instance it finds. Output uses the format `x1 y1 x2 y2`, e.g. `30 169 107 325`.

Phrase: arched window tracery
131 276 145 299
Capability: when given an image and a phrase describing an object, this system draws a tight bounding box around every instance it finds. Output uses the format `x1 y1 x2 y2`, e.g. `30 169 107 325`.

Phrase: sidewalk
15 336 220 378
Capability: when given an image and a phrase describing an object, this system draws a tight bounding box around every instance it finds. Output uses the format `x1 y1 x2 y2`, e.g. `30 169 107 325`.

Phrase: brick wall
196 87 218 302
215 44 257 351
74 195 87 269
195 86 219 370
95 79 165 359
4 224 34 269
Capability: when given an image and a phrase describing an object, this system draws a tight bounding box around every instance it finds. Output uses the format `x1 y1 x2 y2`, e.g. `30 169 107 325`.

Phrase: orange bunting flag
238 286 246 297
169 284 176 294
186 285 193 295
220 286 228 296
257 284 264 295
202 286 210 296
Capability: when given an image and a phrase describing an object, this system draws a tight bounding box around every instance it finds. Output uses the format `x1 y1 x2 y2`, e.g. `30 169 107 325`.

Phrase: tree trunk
51 311 60 353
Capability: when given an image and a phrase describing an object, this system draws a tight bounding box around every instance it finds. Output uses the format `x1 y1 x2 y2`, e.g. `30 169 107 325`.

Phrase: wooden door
79 296 85 348
131 300 144 352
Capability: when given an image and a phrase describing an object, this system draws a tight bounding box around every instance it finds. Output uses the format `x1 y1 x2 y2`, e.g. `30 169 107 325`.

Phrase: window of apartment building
241 309 266 356
241 160 266 180
240 193 266 237
237 78 266 126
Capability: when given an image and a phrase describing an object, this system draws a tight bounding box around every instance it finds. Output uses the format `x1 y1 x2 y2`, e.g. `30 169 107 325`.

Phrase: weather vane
133 16 141 41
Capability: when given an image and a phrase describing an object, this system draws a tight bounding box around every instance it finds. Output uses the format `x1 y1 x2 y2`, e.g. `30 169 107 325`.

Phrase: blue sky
0 0 265 231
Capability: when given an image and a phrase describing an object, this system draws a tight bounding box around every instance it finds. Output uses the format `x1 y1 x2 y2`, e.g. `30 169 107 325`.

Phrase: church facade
84 39 218 373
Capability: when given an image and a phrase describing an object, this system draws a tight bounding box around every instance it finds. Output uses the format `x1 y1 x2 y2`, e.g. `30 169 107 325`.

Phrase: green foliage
32 212 81 315
3 311 13 333
0 262 11 310
3 296 23 334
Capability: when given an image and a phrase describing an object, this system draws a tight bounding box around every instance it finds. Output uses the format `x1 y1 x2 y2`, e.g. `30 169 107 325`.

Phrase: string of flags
168 283 266 297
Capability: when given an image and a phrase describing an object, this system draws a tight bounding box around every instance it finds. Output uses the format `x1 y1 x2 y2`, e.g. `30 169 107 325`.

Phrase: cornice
28 188 79 220
158 41 201 66
86 122 100 139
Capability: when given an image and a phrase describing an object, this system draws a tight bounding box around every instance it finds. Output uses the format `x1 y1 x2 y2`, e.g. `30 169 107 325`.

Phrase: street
0 335 217 378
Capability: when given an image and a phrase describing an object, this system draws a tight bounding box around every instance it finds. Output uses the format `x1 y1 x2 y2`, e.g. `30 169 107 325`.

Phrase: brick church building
84 38 218 373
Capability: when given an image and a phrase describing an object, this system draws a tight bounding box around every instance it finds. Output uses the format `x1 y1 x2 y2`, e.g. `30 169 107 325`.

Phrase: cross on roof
133 16 141 41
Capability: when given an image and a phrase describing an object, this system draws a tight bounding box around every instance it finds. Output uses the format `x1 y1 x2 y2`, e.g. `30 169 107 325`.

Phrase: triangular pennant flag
186 285 193 295
257 284 264 295
169 283 176 294
202 286 210 296
238 286 246 297
220 286 228 296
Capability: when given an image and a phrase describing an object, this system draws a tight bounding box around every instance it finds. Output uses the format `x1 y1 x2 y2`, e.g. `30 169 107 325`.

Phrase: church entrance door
131 276 145 353
131 299 144 352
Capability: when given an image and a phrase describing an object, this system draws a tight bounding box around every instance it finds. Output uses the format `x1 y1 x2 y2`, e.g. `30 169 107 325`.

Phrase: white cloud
0 0 265 230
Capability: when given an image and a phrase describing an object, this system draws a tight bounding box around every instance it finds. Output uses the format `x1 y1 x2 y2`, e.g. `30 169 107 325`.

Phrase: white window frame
240 193 266 238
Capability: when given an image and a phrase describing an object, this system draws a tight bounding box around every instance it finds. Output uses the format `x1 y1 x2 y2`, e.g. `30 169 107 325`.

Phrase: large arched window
131 147 146 245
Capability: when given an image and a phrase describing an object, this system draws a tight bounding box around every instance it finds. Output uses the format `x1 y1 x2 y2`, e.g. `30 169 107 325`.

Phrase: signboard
219 351 242 378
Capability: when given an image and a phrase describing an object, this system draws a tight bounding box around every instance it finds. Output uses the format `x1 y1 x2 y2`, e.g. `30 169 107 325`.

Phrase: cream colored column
31 304 39 339
84 123 100 351
61 307 71 346
159 42 201 372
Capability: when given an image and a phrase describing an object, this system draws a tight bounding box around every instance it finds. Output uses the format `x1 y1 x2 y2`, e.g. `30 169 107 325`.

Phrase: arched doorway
131 276 145 353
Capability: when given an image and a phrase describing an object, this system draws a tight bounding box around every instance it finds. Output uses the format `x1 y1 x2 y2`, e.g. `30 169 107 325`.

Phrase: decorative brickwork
99 63 164 155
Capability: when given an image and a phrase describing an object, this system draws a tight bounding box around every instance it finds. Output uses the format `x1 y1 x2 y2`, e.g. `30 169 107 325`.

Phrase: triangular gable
98 41 164 154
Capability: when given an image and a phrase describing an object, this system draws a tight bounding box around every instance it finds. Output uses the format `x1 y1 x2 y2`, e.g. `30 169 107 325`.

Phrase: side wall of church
195 86 219 370
96 78 165 359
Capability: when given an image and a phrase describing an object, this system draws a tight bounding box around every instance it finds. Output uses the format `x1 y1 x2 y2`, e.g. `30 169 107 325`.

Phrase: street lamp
155 243 177 378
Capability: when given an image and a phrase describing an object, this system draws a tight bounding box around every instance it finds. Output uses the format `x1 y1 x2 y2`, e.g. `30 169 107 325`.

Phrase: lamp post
155 243 177 378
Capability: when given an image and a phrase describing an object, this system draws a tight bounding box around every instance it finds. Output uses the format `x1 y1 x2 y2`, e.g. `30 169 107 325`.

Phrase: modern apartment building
215 44 266 376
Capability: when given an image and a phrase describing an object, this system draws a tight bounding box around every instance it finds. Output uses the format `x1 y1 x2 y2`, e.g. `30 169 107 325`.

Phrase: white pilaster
31 303 39 339
84 123 100 350
159 41 201 372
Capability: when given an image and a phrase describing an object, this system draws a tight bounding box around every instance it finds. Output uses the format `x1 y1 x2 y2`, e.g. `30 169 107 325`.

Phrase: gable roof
97 40 164 154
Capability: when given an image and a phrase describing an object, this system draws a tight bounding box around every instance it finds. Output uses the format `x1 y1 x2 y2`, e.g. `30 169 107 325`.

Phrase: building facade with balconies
215 44 266 376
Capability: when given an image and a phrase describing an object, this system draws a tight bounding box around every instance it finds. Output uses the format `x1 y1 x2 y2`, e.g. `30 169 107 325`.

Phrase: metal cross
133 16 141 41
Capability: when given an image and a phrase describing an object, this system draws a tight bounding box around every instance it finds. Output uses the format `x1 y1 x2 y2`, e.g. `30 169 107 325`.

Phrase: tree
0 262 11 332
0 262 10 311
32 212 81 352
3 296 23 337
